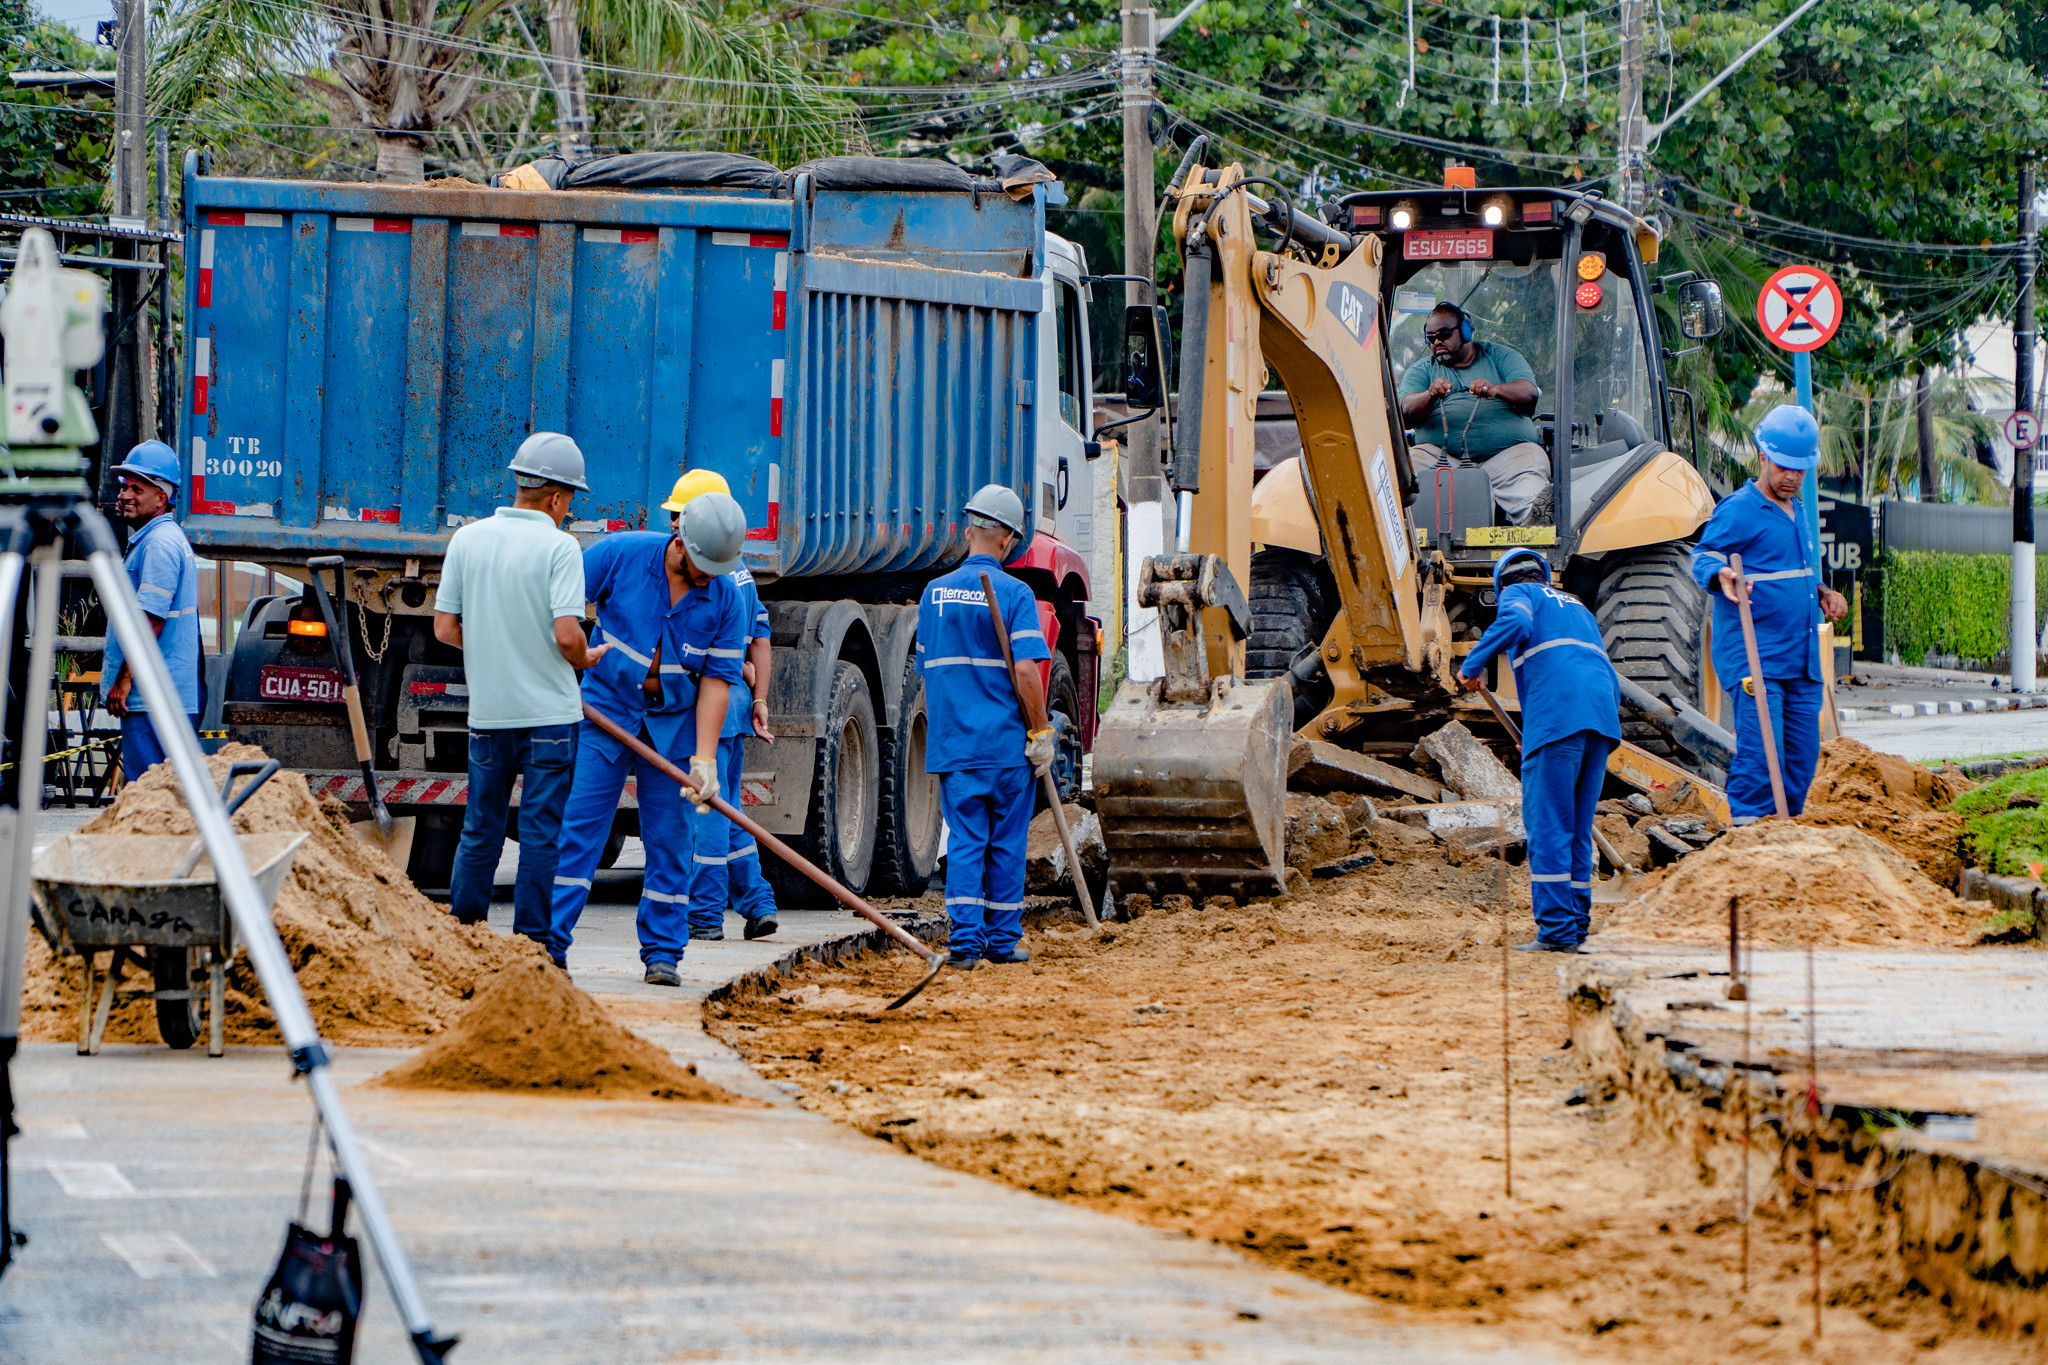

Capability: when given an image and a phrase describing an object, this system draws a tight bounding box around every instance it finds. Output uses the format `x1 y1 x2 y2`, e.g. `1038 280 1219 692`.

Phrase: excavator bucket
1093 555 1294 900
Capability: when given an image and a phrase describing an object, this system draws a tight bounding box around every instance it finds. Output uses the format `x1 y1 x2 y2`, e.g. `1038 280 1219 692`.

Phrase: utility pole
1120 0 1165 680
104 0 152 488
2013 161 2038 694
1616 0 1645 213
545 0 592 160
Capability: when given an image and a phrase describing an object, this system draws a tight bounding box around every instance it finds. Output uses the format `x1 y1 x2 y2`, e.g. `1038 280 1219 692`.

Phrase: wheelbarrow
30 760 307 1057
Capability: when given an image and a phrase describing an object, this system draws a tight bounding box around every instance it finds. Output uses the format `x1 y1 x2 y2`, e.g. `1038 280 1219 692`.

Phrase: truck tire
406 809 463 896
1246 548 1337 731
1595 544 1711 760
872 657 941 896
152 947 201 1050
769 661 880 905
1044 651 1081 807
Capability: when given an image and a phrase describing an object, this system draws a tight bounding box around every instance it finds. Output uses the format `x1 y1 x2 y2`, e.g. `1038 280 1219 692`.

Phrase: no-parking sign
2007 409 2041 451
1756 264 1844 353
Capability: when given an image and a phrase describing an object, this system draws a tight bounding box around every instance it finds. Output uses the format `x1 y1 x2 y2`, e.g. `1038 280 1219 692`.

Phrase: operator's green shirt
1398 340 1543 460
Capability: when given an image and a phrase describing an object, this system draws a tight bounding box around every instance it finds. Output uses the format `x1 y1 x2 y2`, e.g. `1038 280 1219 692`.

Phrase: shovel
979 572 1099 930
305 557 416 870
581 705 946 1010
1474 678 1637 902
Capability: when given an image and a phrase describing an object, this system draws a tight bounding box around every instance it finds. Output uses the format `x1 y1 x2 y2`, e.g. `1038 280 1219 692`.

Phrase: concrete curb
701 910 947 1004
1837 694 2048 724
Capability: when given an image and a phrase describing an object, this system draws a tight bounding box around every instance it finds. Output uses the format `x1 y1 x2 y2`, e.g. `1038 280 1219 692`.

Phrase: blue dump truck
178 151 1107 900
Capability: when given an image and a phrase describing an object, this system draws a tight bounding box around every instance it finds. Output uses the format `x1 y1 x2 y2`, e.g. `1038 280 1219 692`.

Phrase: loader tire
1246 548 1337 732
1041 652 1082 810
1594 544 1711 761
871 655 941 897
768 662 880 906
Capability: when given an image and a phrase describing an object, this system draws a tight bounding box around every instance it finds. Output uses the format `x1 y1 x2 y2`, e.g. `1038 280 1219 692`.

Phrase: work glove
687 754 719 811
1024 727 1055 777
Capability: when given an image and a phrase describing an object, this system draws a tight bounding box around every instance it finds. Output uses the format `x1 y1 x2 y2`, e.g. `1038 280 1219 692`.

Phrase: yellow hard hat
661 467 730 513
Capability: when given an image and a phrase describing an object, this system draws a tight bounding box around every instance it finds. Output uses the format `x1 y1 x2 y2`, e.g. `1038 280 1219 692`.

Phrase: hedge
1881 549 2048 668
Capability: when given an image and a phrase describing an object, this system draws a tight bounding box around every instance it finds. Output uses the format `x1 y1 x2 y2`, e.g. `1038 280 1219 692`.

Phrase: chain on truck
177 150 1108 903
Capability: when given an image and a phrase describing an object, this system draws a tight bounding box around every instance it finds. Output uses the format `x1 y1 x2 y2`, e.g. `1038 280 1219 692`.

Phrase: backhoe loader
1093 155 1737 901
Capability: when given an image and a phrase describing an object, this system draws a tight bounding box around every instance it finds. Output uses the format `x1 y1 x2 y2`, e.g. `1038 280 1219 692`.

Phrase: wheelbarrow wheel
152 946 202 1050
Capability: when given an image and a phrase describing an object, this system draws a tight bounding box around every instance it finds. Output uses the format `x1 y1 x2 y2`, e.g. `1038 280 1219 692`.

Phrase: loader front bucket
1092 673 1293 901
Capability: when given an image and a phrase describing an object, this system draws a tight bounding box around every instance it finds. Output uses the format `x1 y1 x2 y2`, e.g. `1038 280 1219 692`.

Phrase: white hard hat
679 491 747 576
508 431 589 491
963 483 1026 536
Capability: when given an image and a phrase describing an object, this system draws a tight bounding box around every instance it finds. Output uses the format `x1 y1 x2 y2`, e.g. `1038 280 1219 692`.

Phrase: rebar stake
1739 895 1751 1298
1499 835 1512 1200
1808 940 1822 1340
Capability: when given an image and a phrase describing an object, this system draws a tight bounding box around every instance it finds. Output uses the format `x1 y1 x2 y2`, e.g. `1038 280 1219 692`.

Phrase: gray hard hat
679 491 746 577
508 430 589 492
964 484 1026 537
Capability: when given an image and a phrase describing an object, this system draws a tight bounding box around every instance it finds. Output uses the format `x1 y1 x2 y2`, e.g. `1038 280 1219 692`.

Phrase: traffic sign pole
1794 350 1820 563
2013 161 2038 695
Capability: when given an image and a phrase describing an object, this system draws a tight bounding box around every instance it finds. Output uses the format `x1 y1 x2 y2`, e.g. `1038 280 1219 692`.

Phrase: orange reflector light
288 619 328 637
1576 251 1608 282
1575 279 1604 309
1443 165 1476 189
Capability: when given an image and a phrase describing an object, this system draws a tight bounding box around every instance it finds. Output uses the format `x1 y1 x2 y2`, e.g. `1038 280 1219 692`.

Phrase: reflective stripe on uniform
924 657 1010 669
554 875 592 890
1530 872 1569 883
641 889 688 904
1011 628 1043 641
1745 567 1814 583
1510 638 1608 668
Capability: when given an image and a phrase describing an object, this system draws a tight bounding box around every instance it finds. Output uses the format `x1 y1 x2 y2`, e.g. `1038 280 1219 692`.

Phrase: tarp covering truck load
175 152 1104 902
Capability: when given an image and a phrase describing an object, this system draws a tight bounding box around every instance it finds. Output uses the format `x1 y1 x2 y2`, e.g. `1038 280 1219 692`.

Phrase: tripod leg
76 510 451 1359
208 953 224 1058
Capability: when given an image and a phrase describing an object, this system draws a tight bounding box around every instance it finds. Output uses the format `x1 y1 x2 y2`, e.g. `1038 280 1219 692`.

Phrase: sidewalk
0 902 1562 1363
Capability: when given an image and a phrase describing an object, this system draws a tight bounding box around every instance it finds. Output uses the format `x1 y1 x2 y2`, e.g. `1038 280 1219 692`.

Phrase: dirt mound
1799 735 1967 883
376 954 747 1102
1607 822 1980 947
21 744 522 1045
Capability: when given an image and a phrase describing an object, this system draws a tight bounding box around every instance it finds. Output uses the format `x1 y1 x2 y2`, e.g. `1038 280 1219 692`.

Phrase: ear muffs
1460 315 1473 342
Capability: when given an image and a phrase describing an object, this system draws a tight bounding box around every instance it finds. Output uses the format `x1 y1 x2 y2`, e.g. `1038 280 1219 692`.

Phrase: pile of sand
1799 736 1968 884
21 744 522 1046
376 954 745 1102
1607 822 1982 947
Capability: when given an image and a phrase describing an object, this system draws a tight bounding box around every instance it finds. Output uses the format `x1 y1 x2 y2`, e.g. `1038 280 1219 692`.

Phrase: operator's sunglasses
1423 326 1461 343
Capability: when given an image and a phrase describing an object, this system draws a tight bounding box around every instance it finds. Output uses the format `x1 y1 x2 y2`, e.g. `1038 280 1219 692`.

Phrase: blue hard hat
109 440 180 491
1754 404 1819 471
1492 546 1549 592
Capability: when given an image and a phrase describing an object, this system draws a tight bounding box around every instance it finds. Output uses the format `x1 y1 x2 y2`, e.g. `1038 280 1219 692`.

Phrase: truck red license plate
1403 228 1494 261
260 666 346 703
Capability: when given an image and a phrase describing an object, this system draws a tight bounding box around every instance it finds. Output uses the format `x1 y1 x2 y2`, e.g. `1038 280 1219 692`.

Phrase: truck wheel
770 662 880 905
872 657 941 896
1043 652 1081 807
1595 544 1710 760
406 809 463 895
152 946 201 1050
1246 548 1337 731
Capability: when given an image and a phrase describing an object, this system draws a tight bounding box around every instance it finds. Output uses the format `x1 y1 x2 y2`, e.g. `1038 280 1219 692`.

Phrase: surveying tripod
0 230 455 1360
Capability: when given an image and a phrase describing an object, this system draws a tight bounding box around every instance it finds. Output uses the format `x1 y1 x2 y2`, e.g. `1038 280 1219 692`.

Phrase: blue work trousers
1523 729 1613 948
449 723 577 947
550 719 691 966
688 734 777 933
939 764 1032 959
120 712 199 779
1724 675 1821 824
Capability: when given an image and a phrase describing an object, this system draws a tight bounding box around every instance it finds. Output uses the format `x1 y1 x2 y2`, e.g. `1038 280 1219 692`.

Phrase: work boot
983 946 1031 965
1513 939 1580 954
743 915 778 941
944 953 980 971
689 926 725 942
644 960 682 987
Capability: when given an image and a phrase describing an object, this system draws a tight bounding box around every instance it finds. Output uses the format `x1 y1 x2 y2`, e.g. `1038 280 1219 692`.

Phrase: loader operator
664 469 779 944
916 485 1052 971
1690 404 1848 824
1457 548 1619 953
100 440 202 778
1397 303 1551 527
548 491 750 986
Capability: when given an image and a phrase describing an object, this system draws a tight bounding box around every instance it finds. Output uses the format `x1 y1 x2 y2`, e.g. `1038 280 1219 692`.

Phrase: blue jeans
121 712 199 779
1522 730 1613 948
550 718 691 966
939 764 1033 959
449 723 577 947
1725 676 1821 823
688 734 777 933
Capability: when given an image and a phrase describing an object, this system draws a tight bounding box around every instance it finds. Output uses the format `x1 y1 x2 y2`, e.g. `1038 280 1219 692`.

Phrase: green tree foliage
0 0 111 217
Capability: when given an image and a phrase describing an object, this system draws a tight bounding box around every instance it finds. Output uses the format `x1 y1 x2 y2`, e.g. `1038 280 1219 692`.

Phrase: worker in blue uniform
549 492 750 985
664 470 780 943
1689 405 1849 823
916 485 1053 970
1458 548 1620 953
100 441 203 776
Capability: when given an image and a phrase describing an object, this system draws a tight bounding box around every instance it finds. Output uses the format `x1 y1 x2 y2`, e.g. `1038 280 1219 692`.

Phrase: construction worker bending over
100 441 202 776
1690 405 1848 823
549 490 749 986
916 485 1052 971
663 471 779 944
433 433 609 955
1397 303 1550 526
1458 548 1619 953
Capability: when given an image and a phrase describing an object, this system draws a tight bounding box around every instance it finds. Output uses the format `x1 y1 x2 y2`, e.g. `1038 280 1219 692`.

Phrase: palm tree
153 0 854 183
1734 378 2004 505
